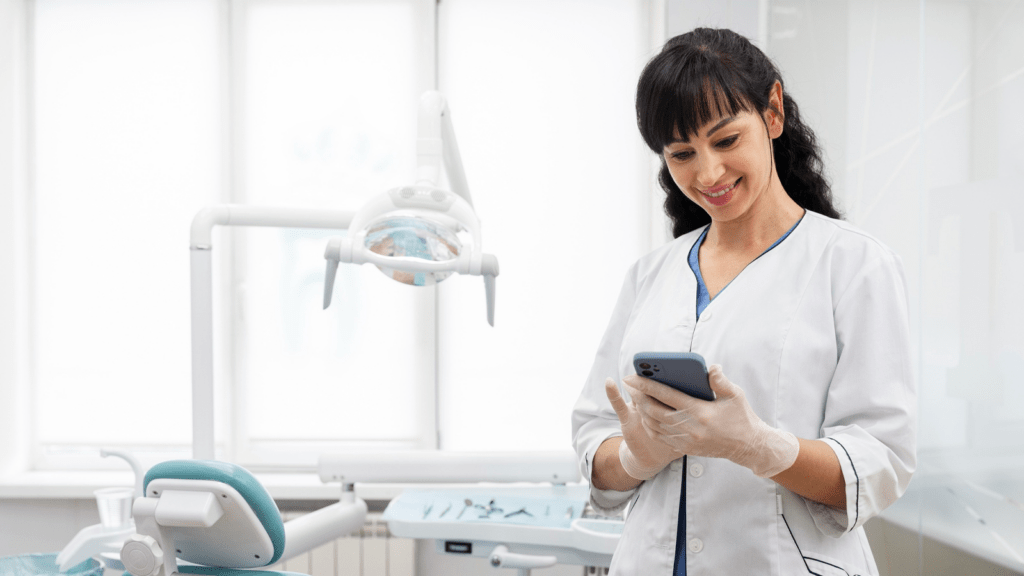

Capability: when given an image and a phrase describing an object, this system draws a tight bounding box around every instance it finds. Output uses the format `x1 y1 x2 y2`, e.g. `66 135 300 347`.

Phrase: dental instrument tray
382 485 622 567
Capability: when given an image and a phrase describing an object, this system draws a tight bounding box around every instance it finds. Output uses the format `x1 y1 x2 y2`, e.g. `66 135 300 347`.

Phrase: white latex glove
604 377 684 481
624 365 799 478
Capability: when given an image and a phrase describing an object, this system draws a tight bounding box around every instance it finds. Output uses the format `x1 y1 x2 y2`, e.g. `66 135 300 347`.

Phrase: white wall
0 499 100 559
0 0 30 477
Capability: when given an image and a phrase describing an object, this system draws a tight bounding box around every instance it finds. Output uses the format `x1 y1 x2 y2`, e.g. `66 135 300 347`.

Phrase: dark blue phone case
632 352 714 401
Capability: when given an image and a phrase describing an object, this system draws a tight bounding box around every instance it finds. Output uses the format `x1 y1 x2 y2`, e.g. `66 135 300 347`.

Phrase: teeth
703 180 737 198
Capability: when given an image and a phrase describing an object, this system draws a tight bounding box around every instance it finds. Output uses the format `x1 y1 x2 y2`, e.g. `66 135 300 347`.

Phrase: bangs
637 47 755 152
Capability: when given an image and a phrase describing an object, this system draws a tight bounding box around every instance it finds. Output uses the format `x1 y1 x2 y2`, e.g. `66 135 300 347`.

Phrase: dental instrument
504 507 532 519
458 499 472 519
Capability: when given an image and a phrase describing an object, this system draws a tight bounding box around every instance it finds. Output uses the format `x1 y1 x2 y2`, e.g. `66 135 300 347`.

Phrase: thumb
707 364 737 399
604 378 631 421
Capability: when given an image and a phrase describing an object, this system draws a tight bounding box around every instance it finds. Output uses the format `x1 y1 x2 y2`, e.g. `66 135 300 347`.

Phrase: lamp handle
481 253 499 327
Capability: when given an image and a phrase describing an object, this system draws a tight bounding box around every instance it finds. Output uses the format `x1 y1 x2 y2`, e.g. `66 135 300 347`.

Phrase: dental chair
120 460 365 576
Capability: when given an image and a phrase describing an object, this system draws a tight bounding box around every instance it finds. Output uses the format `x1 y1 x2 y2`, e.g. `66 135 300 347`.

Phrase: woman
571 28 915 575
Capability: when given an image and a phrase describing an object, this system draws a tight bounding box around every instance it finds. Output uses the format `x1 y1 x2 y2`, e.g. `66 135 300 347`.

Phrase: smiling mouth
700 178 741 198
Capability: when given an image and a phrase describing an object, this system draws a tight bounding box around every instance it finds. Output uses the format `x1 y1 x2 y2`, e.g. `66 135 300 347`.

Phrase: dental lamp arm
190 205 354 460
417 91 472 207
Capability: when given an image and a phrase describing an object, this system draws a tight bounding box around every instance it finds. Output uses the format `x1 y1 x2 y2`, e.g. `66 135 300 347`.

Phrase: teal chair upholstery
126 460 306 576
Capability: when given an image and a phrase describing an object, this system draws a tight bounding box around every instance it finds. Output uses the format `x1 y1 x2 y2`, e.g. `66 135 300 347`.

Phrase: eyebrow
674 117 737 144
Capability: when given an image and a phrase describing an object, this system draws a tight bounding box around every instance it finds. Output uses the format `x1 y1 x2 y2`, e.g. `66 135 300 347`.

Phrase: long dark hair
636 28 841 237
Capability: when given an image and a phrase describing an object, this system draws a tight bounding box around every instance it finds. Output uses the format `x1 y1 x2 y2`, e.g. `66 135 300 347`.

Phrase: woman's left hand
624 365 799 478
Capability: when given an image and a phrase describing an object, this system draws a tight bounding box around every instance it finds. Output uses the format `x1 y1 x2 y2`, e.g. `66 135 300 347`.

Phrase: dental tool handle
488 545 556 574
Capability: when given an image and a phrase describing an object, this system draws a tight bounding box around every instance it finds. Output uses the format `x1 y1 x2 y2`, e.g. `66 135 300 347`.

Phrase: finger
625 382 673 413
707 365 736 399
627 372 701 411
636 397 692 428
623 383 650 406
639 414 667 441
604 378 631 421
641 414 683 443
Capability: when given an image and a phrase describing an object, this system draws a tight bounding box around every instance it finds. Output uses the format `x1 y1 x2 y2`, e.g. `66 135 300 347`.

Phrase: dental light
323 91 499 326
188 91 496 460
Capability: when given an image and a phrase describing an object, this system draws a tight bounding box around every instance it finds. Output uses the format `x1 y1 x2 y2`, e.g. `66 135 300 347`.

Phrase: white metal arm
189 206 355 460
280 497 368 563
417 91 471 206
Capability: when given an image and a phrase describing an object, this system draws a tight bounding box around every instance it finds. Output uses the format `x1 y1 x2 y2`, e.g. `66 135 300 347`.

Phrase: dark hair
636 28 841 237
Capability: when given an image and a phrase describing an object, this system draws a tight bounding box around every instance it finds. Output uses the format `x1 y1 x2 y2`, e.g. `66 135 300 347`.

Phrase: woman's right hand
605 377 684 480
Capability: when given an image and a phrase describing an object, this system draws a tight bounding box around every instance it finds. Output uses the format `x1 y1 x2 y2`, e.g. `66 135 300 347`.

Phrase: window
7 0 662 472
31 0 221 467
436 0 656 451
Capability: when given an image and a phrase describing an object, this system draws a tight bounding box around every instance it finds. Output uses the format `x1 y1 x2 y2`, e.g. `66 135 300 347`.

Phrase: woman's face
661 98 783 225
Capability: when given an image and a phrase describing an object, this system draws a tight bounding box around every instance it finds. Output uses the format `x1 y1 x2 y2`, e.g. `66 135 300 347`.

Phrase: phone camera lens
639 363 651 370
642 370 654 377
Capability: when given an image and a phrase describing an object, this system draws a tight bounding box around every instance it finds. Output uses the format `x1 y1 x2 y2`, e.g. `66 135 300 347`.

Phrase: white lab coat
572 211 916 576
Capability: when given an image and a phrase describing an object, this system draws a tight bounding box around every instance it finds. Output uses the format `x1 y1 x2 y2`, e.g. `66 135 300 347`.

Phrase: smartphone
632 352 714 401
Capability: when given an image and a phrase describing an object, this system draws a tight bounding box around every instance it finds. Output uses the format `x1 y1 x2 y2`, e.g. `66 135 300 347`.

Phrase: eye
715 135 738 148
669 150 693 161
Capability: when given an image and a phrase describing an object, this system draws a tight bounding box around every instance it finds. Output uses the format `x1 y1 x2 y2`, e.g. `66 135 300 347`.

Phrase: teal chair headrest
144 460 287 565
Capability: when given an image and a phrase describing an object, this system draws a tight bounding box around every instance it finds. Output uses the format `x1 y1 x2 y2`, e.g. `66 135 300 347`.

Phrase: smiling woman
572 27 916 576
636 28 839 239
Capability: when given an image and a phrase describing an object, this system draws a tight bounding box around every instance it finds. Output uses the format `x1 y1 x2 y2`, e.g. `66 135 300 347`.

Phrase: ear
765 81 784 139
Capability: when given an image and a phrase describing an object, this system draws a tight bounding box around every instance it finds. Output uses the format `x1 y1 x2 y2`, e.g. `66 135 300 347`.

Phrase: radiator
269 511 416 576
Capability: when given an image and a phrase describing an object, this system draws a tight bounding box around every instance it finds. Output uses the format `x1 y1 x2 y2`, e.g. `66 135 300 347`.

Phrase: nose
695 153 725 189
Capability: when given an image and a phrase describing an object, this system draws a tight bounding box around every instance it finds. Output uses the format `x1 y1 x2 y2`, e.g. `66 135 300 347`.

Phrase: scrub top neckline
688 213 805 320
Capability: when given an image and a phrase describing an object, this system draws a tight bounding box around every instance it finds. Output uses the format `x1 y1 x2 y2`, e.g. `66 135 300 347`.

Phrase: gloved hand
624 365 799 478
604 377 684 481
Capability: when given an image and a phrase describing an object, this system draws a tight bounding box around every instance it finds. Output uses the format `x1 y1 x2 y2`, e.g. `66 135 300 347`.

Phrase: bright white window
235 0 436 465
23 0 659 470
436 0 655 451
32 0 221 465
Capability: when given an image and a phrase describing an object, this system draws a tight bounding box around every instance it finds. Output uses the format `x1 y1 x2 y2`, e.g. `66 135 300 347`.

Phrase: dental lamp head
323 91 499 326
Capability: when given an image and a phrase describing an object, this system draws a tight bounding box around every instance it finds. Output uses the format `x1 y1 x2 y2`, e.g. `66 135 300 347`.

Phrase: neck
704 175 804 253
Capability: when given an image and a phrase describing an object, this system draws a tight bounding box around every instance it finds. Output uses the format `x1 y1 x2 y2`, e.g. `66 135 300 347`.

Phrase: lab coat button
687 538 703 554
669 461 682 472
688 463 704 477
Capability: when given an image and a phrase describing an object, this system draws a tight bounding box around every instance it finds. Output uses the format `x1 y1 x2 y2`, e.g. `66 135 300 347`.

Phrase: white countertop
0 469 585 504
880 470 1024 572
